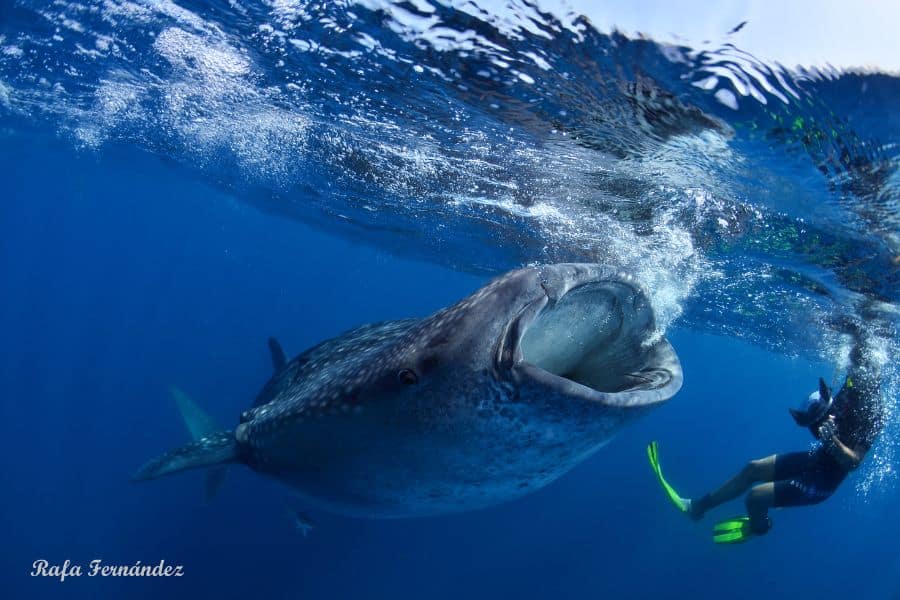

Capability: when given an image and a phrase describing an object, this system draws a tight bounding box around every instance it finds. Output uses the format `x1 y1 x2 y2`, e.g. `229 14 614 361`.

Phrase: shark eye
397 369 418 385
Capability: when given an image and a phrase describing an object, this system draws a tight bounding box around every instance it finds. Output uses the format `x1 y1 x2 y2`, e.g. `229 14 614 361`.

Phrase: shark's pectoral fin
133 431 238 481
133 387 235 492
170 386 231 499
170 386 219 439
268 337 287 373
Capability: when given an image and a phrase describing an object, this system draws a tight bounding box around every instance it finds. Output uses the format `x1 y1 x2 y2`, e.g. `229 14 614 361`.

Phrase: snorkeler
648 318 885 544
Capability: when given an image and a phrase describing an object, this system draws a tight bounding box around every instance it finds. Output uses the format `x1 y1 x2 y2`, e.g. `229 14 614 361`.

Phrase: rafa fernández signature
31 559 184 581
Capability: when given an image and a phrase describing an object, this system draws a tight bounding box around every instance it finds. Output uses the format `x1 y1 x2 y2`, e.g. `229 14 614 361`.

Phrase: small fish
287 506 315 538
727 20 748 34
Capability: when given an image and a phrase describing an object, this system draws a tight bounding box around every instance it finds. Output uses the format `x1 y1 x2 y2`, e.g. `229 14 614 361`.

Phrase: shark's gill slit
519 282 649 394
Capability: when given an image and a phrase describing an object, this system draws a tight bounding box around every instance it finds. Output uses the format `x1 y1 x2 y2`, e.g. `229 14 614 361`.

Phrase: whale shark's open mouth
511 277 682 407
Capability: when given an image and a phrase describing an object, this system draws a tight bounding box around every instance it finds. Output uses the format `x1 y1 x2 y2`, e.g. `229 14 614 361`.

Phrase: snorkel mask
789 377 833 427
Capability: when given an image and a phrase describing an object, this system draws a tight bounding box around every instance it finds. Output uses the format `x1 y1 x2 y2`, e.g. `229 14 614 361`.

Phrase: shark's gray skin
135 264 682 518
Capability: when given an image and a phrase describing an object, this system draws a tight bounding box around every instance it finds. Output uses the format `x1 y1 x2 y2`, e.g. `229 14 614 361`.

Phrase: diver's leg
746 483 775 535
689 455 776 520
744 449 839 536
765 449 844 519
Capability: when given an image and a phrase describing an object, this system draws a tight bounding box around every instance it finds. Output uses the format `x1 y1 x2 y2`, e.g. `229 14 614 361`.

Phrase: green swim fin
713 517 753 544
646 441 688 513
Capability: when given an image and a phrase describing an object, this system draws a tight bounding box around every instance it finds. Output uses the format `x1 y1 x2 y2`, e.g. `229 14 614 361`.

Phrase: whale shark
135 263 682 518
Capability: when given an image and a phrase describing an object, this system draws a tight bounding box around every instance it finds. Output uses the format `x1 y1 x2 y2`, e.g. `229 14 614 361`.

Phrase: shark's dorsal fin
268 337 287 373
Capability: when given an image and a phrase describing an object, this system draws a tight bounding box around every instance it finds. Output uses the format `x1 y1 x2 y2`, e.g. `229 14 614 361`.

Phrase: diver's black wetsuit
769 354 884 510
689 326 886 538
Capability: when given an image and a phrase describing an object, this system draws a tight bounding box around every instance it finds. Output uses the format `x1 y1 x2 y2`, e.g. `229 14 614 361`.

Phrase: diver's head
789 378 833 427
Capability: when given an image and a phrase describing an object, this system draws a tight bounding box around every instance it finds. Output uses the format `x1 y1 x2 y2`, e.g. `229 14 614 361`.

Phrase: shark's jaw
499 269 682 408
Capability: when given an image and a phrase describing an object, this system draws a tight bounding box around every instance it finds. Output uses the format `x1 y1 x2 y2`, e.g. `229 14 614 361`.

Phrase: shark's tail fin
132 387 236 495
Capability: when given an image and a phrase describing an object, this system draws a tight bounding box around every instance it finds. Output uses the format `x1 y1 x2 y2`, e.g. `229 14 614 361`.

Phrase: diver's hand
816 416 837 442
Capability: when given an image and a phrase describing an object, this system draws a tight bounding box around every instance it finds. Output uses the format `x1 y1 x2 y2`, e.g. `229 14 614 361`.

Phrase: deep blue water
3 122 898 600
1 0 899 598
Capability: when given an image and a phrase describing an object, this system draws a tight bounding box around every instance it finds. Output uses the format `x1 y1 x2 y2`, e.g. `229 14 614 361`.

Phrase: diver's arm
828 435 862 469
